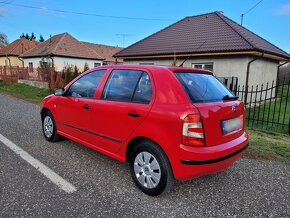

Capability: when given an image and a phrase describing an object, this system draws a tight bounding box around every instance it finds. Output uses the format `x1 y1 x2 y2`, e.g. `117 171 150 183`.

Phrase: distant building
0 38 38 67
83 42 123 65
114 12 290 88
20 33 103 71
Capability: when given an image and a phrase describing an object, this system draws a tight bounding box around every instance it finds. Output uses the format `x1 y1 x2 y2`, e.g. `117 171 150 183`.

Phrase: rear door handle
83 104 91 110
128 112 140 118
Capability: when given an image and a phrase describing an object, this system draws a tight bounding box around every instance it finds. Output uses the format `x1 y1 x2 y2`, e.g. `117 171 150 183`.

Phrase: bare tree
0 32 8 46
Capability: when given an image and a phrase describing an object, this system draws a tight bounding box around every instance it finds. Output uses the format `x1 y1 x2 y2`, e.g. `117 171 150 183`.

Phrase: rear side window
175 73 234 103
102 69 152 103
67 70 106 98
132 73 152 104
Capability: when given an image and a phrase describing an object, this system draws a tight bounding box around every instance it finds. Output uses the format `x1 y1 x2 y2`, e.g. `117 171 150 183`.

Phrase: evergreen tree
20 33 25 38
39 34 45 42
30 32 36 41
25 33 29 40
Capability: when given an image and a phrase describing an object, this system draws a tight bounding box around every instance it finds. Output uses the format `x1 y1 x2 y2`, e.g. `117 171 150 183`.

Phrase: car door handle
128 112 140 118
83 104 91 110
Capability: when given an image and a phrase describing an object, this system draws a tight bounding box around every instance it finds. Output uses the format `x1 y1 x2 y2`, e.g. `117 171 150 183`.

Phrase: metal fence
235 79 290 135
218 76 238 95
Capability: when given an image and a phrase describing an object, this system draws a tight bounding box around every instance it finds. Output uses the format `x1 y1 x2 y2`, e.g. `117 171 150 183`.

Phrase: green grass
0 83 51 102
245 128 290 165
246 85 290 134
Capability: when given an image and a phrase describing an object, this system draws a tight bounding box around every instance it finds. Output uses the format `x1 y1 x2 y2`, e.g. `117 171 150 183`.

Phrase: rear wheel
42 111 62 142
130 141 174 196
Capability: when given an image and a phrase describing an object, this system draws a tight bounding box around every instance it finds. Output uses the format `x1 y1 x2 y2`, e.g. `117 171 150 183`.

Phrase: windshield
175 72 235 103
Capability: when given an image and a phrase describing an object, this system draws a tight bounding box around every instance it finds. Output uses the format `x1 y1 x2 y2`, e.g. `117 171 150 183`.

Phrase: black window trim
101 69 152 104
64 69 106 99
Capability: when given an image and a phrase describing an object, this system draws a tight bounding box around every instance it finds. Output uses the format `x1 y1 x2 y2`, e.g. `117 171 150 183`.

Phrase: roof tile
20 33 103 60
115 12 290 60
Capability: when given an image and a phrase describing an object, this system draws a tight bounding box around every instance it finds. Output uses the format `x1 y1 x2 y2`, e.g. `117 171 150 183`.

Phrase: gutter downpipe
275 61 289 97
244 52 264 105
276 61 289 86
18 57 24 67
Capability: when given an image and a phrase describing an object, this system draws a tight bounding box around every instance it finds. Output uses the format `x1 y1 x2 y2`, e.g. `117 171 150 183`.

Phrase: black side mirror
54 88 64 96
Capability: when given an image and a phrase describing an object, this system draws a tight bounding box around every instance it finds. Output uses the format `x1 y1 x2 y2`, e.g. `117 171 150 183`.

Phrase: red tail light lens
182 114 205 147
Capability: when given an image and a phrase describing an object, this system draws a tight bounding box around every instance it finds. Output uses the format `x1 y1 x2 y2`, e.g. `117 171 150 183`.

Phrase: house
0 38 38 67
82 42 123 65
20 33 104 72
114 12 290 88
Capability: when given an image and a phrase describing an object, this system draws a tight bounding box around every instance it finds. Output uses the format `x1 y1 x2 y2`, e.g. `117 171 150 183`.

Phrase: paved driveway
0 93 289 217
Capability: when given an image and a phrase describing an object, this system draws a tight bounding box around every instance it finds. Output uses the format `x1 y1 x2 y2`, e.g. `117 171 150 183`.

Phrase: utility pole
116 34 132 47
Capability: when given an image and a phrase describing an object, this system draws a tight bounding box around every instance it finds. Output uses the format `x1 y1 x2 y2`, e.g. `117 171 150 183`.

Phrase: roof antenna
240 0 263 26
179 41 207 67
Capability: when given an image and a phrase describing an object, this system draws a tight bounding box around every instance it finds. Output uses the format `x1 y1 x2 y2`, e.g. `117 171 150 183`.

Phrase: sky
0 0 290 53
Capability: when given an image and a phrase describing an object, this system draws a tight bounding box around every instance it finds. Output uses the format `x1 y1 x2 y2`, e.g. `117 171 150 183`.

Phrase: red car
41 65 248 196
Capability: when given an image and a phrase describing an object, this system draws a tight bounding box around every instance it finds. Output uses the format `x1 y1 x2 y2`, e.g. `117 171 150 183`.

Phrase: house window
40 61 48 68
29 62 33 72
192 63 213 72
94 63 101 67
140 63 154 65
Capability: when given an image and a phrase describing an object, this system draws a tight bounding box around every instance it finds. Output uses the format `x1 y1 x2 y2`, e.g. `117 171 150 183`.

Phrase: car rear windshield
175 72 234 103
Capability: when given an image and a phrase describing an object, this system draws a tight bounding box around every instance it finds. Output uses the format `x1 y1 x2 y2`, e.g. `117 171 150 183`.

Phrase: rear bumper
173 131 248 180
181 143 248 165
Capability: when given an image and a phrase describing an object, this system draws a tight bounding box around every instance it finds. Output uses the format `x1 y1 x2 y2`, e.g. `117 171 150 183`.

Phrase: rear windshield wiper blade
222 95 239 101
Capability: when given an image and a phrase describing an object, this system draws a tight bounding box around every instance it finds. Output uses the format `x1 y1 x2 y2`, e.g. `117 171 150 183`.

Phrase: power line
0 2 173 21
241 0 263 26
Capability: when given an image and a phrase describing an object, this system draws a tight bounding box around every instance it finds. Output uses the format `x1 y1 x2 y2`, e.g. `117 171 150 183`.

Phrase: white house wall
124 56 279 87
23 56 103 72
53 57 102 71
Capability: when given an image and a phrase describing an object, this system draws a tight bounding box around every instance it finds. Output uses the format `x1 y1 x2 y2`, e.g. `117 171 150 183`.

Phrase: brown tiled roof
0 38 38 57
20 33 103 60
115 12 290 60
82 42 123 63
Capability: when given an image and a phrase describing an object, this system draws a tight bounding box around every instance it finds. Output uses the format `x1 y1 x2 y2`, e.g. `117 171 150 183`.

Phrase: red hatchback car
41 65 248 196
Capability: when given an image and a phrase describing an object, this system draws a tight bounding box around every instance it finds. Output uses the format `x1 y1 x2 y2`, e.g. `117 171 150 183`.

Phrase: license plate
221 116 242 134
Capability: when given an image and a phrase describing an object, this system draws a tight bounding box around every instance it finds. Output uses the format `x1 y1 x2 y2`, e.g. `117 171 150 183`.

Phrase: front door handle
83 104 91 110
128 112 140 118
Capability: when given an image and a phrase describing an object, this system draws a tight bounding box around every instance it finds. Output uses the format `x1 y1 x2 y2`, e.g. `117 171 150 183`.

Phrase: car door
56 69 106 142
90 69 154 153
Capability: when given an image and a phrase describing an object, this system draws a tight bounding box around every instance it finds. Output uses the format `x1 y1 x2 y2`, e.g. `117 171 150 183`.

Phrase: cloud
0 7 6 15
278 3 290 15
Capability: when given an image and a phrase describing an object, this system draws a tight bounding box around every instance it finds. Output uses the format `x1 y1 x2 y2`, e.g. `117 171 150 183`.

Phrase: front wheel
130 141 174 196
42 111 62 142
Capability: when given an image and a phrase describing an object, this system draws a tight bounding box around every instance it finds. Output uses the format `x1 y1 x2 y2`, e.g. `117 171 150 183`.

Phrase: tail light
182 114 205 147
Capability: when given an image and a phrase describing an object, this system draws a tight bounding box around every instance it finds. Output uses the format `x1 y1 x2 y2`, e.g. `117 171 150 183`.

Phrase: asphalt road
0 93 289 217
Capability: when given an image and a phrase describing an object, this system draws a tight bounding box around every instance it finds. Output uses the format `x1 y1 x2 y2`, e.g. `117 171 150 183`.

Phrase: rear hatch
175 72 244 146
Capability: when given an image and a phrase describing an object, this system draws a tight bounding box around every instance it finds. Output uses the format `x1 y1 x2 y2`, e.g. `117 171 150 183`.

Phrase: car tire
130 140 174 196
42 111 62 142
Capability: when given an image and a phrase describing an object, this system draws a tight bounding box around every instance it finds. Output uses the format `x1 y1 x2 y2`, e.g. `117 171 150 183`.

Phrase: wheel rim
43 116 53 138
134 151 161 189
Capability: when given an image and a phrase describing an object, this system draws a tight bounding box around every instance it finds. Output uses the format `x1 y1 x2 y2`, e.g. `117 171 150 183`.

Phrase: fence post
288 118 290 136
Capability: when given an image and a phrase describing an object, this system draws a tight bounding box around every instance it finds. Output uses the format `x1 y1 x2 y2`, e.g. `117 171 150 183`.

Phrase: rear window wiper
222 95 239 101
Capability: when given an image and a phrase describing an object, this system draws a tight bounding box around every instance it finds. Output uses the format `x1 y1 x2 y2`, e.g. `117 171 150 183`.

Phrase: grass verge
0 83 51 102
245 128 290 165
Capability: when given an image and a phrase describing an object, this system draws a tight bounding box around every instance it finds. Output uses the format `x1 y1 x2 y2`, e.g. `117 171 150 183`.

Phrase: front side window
102 69 152 103
66 69 106 98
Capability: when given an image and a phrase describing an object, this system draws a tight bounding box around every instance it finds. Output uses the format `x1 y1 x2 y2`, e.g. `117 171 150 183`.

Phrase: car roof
92 64 212 74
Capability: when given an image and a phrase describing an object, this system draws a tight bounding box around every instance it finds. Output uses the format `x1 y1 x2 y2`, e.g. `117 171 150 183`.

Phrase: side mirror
54 88 64 96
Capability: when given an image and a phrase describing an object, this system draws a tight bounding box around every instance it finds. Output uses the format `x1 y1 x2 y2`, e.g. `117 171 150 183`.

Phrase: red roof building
115 12 290 88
